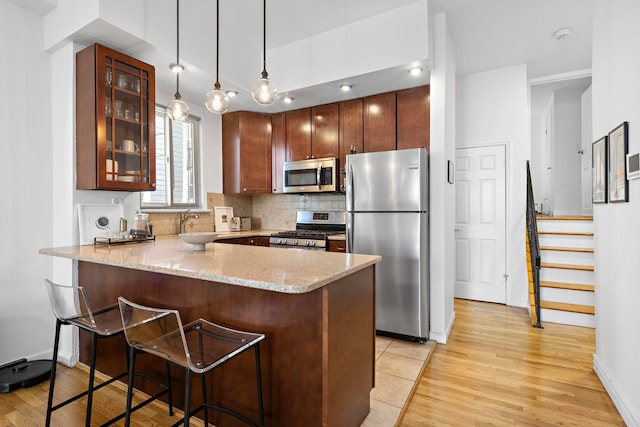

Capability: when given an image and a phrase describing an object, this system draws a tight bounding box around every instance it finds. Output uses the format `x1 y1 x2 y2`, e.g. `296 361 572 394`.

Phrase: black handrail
526 161 543 329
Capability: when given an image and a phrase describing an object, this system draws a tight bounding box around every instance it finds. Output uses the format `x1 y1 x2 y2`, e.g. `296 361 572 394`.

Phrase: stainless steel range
269 210 346 250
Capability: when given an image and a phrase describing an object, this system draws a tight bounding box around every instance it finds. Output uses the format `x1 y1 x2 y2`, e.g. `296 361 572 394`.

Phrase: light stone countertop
39 235 379 294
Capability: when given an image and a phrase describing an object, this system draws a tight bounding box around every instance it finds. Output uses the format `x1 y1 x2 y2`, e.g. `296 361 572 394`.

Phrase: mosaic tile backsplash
148 193 346 235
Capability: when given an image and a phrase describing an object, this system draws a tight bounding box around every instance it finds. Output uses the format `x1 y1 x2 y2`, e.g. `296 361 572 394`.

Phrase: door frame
455 142 510 304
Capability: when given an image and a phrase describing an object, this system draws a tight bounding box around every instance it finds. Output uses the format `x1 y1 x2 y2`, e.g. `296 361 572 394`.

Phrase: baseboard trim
593 354 640 427
429 310 456 344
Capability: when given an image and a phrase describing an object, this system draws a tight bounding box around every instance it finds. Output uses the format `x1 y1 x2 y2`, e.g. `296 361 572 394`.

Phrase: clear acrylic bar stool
118 297 265 427
44 279 173 426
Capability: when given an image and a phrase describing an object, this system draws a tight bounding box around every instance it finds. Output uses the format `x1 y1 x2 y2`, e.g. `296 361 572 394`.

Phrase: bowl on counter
179 232 217 251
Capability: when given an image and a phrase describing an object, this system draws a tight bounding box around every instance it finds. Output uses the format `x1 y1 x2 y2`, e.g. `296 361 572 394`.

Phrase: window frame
140 105 202 210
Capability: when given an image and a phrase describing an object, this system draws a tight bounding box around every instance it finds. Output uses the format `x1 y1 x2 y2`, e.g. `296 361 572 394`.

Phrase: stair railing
526 161 543 328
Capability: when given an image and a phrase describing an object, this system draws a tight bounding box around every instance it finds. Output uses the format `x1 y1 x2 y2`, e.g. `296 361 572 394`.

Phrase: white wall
552 87 583 216
456 65 530 308
592 1 640 424
0 0 55 365
428 12 456 344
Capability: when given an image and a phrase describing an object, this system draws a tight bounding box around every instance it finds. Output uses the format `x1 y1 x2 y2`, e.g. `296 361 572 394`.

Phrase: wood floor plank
397 299 624 426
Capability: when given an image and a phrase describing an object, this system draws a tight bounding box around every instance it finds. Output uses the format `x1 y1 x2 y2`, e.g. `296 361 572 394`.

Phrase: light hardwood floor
1 299 625 426
398 299 624 426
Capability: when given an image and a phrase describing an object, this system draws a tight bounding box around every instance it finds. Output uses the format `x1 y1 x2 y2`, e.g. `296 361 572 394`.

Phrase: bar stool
44 279 173 426
117 297 265 427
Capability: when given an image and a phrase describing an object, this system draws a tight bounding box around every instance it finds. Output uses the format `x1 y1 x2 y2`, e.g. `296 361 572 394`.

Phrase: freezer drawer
347 211 429 339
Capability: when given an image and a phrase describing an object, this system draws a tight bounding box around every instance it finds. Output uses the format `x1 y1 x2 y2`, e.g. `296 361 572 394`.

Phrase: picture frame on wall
592 136 608 204
608 121 629 203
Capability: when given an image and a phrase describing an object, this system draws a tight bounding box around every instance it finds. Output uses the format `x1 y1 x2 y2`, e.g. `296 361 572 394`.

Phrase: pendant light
205 0 230 114
167 0 190 121
251 0 277 105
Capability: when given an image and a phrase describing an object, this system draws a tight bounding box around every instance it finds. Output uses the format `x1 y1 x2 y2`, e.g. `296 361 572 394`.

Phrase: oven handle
317 164 322 190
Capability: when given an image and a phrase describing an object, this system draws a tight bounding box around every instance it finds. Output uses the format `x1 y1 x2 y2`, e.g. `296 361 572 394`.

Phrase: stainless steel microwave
283 157 338 193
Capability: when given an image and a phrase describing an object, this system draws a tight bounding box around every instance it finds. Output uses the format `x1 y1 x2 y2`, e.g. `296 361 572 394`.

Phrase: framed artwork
592 136 607 204
608 121 629 203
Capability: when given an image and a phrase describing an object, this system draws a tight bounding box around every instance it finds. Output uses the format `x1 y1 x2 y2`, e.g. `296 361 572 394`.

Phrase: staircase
536 216 595 328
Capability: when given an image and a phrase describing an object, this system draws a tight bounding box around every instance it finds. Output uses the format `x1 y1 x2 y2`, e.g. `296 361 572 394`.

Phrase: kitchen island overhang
40 236 380 427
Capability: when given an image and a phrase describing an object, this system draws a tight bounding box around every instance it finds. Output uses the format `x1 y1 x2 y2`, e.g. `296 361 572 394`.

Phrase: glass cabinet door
103 57 152 187
76 43 155 191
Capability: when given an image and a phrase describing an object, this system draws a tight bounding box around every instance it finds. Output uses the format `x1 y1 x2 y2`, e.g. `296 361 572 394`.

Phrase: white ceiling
27 0 594 113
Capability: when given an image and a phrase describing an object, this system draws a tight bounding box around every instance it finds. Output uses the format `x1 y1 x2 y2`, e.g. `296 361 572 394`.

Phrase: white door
581 86 593 214
455 145 507 303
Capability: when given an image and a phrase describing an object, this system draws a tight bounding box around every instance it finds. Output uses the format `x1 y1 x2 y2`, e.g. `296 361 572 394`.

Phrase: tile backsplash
252 193 346 230
147 192 346 235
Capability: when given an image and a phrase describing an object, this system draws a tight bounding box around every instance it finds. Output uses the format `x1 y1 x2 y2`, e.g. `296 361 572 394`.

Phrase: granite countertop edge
39 234 379 294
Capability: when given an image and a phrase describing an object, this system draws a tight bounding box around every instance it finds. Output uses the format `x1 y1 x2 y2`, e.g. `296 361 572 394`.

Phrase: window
141 106 201 208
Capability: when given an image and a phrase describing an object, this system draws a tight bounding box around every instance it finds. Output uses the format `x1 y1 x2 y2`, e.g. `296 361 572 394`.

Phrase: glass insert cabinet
76 43 156 191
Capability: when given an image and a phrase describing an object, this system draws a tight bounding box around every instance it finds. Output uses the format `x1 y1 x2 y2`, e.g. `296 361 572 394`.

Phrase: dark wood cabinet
328 240 347 253
217 236 270 246
222 112 272 194
285 108 312 161
76 43 155 190
286 104 340 161
311 103 340 159
363 92 397 153
271 113 286 193
397 86 430 150
339 99 364 189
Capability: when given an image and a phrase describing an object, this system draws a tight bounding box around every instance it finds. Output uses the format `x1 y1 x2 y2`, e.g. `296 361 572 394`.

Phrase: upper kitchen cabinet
311 103 340 159
285 108 311 161
222 112 272 194
397 86 430 150
286 104 340 161
339 99 363 188
271 112 286 193
363 92 396 152
76 44 156 191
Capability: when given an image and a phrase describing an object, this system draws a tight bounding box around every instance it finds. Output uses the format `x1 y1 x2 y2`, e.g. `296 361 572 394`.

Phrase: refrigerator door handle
348 163 355 211
346 215 353 253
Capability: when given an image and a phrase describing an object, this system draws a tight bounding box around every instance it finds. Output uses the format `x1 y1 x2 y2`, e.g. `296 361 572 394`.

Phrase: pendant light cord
175 0 181 97
261 0 268 78
215 0 220 89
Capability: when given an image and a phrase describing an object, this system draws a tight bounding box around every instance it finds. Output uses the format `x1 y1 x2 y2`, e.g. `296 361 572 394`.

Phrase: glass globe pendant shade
205 86 230 114
167 95 190 121
251 76 277 106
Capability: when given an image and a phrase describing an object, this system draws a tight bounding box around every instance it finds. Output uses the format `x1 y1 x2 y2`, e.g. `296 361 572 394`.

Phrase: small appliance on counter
230 217 252 231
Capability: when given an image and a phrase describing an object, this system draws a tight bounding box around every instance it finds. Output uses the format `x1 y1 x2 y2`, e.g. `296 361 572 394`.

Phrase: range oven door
283 157 337 193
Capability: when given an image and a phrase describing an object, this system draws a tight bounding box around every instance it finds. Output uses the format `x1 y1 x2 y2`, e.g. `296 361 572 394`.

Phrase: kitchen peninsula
39 236 380 427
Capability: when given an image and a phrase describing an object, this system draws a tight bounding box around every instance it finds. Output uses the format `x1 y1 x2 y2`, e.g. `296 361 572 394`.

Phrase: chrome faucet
180 210 199 233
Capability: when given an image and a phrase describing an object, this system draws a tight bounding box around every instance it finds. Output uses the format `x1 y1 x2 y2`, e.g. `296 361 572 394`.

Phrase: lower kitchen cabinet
217 236 270 247
222 112 272 194
328 240 347 253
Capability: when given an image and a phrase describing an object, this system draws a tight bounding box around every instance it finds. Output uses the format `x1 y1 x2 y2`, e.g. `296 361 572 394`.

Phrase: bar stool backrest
44 279 96 328
118 297 190 368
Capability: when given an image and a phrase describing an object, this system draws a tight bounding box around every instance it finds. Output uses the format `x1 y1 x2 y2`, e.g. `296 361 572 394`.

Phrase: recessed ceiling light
340 84 352 92
409 67 422 76
283 96 294 104
225 90 238 98
554 27 572 40
169 63 184 73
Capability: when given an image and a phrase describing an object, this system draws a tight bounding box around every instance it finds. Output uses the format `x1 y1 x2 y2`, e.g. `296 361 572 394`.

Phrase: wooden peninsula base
78 261 375 427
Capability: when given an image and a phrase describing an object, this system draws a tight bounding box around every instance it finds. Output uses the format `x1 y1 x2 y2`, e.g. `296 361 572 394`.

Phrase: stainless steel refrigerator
346 148 429 341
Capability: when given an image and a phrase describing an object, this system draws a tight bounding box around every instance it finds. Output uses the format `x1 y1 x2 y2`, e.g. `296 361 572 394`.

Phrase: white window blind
141 106 200 208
